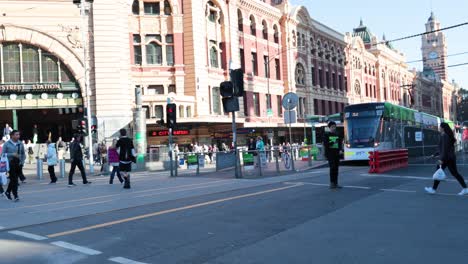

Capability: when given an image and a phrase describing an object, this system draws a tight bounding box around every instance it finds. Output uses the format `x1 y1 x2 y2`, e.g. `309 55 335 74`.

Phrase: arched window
0 42 77 89
132 0 139 15
262 20 268 40
295 63 305 85
237 9 243 32
22 44 40 83
273 24 279 43
210 45 219 68
146 42 162 65
164 0 172 15
207 1 217 22
250 15 256 36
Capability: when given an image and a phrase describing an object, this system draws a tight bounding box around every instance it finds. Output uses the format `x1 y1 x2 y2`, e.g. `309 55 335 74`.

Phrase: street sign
282 92 299 110
267 108 273 117
284 110 297 124
267 130 274 139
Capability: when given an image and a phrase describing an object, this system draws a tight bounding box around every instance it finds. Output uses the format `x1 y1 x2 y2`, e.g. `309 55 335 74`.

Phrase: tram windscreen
345 110 383 148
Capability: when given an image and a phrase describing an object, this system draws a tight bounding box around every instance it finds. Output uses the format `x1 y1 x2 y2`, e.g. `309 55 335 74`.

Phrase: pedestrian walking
46 141 58 184
56 137 66 160
1 130 25 201
425 122 468 195
0 154 9 197
108 139 123 184
25 139 35 164
323 121 343 189
256 136 266 167
99 141 108 174
2 124 12 140
32 124 38 144
116 129 136 189
68 134 91 187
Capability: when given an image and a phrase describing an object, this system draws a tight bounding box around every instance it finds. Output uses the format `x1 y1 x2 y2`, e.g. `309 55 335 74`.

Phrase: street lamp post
79 0 94 173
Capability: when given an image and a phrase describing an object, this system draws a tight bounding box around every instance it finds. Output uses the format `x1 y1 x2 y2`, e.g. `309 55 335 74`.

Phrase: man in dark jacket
68 134 91 187
323 121 343 189
1 130 25 201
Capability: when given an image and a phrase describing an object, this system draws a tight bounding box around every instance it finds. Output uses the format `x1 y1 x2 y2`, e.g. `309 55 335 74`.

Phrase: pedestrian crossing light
166 103 177 129
91 124 97 134
78 119 87 135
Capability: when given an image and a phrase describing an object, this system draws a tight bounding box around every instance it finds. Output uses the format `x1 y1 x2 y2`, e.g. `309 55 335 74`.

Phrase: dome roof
352 19 372 43
428 11 436 22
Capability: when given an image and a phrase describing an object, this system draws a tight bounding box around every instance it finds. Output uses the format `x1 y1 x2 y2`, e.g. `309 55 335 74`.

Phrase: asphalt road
0 164 467 264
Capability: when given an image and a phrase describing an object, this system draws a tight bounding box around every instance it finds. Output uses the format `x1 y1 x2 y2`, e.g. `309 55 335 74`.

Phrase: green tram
343 102 453 161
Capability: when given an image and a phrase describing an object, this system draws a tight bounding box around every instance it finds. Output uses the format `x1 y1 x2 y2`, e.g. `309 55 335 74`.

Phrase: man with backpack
116 129 136 189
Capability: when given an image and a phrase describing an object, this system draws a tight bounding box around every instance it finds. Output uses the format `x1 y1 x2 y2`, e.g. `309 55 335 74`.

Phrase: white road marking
360 173 458 182
8 230 48 241
0 226 4 230
381 189 417 193
51 241 102 255
136 181 235 198
109 257 149 264
28 199 114 214
343 185 372 190
0 180 229 212
285 182 371 190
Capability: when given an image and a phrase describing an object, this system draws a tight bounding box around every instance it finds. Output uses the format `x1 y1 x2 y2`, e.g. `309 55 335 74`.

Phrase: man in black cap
323 121 343 189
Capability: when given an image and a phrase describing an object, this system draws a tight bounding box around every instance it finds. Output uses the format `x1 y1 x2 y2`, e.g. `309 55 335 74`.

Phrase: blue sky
291 0 468 89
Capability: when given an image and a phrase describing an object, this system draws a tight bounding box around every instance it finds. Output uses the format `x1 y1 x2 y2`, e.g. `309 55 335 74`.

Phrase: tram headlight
346 144 351 148
374 142 380 147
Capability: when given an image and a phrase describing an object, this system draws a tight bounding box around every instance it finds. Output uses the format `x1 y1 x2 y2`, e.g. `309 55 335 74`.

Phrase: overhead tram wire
376 21 468 46
406 51 468 64
448 62 468 68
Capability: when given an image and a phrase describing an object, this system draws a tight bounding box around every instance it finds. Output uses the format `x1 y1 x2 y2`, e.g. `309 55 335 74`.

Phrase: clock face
429 51 438 60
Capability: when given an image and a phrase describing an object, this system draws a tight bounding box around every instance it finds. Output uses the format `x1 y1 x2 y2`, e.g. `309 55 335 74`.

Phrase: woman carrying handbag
425 122 468 195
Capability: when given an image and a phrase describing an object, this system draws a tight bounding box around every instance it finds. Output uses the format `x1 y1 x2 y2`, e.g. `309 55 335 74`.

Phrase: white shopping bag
433 167 446 181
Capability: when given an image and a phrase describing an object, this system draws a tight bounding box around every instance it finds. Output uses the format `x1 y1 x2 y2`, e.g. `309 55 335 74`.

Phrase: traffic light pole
80 0 94 174
169 128 174 177
232 111 239 178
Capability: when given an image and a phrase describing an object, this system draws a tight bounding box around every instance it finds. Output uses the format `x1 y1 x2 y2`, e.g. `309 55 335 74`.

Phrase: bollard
290 147 296 171
308 147 312 167
175 153 178 177
275 148 280 175
36 158 43 180
196 153 200 176
257 152 263 177
59 159 66 178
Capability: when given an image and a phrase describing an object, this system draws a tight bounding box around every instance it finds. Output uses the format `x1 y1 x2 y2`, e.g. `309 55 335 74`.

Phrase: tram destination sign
0 83 62 94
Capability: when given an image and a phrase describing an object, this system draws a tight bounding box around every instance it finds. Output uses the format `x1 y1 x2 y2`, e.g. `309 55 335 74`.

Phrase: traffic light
78 118 87 134
230 69 244 97
220 81 234 97
91 124 97 134
220 81 239 112
73 0 94 4
166 103 177 129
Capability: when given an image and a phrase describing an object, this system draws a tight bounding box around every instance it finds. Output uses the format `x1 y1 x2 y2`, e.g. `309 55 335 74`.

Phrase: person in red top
108 139 123 184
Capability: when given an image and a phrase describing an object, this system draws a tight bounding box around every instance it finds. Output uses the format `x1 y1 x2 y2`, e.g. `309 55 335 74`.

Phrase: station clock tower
421 12 448 81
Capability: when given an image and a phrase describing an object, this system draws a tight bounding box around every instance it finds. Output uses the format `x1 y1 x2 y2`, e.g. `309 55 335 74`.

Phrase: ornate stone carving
59 24 82 49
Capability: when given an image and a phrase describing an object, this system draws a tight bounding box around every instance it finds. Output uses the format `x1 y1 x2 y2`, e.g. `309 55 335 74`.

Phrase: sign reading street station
0 83 62 94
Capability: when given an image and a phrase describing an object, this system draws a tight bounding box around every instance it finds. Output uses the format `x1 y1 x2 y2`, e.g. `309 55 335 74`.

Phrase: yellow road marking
47 183 303 238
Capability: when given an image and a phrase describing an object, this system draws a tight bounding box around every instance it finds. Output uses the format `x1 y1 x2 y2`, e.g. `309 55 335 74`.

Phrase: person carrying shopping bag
108 139 123 184
425 122 468 195
46 141 58 184
0 154 9 196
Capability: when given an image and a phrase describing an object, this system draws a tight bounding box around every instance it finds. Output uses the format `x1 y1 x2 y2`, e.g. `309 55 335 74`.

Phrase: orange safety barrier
368 149 408 173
